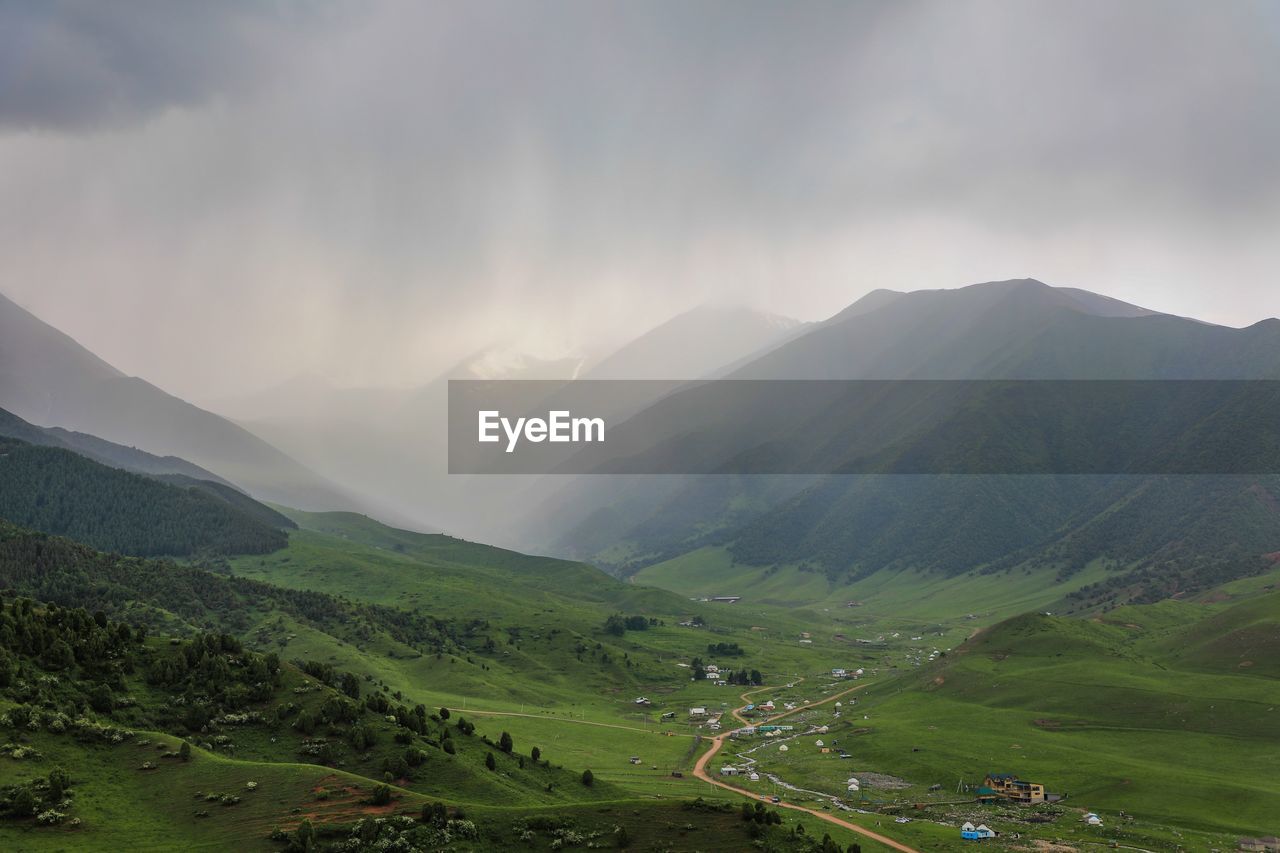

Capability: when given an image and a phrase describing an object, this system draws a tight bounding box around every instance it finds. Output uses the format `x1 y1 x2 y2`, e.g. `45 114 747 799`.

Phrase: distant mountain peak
583 304 803 380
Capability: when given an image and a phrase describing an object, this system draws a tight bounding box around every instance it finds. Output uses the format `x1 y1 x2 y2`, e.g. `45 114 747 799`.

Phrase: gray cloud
0 2 331 131
0 0 1277 399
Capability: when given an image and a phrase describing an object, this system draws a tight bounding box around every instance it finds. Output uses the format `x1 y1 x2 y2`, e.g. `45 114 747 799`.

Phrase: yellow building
982 773 1046 804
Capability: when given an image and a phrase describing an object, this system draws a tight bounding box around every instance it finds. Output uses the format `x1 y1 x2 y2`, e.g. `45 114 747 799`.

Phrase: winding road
691 679 922 853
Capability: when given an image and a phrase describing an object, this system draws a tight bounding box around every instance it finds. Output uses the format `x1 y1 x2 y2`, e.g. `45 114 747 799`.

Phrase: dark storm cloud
0 1 1277 399
0 2 328 130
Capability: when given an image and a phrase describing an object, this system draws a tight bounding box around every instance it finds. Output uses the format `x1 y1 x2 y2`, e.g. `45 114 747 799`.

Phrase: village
622 644 1119 848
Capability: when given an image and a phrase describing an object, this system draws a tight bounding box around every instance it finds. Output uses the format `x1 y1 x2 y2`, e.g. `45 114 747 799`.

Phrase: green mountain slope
0 405 237 486
832 597 1280 837
567 280 1280 608
0 529 864 850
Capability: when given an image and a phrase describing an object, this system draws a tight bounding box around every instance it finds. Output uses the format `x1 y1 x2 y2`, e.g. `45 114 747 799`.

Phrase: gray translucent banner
448 379 1280 474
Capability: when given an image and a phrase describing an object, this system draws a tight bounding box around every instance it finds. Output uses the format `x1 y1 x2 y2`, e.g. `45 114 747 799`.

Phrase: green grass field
6 505 1278 850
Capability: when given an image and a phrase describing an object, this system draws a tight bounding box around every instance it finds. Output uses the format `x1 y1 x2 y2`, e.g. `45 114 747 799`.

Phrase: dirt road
692 679 922 853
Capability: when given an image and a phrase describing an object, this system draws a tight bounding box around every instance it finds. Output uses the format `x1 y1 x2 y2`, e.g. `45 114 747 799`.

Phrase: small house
720 765 739 776
748 772 760 781
689 707 708 719
629 756 641 764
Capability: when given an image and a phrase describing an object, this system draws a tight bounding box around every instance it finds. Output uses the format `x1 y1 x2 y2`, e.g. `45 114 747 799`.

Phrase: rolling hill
835 595 1280 836
0 406 235 486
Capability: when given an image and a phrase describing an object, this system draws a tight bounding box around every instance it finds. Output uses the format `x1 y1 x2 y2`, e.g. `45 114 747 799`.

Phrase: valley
2 281 1279 851
5 6 1278 849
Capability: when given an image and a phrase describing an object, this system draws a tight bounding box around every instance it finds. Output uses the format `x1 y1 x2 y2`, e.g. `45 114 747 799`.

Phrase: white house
705 671 720 679
748 772 760 781
720 765 739 776
975 825 996 838
831 668 847 678
705 664 720 673
689 707 708 719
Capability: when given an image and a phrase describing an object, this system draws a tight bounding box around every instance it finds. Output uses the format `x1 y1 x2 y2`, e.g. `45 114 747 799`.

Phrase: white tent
778 744 789 752
814 739 824 747
847 783 859 792
961 822 976 832
748 772 760 781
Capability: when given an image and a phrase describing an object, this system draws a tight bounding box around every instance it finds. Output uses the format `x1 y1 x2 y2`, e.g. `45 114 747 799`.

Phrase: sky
1 0 1278 401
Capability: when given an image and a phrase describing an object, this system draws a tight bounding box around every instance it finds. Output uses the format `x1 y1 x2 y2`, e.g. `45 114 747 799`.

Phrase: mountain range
528 280 1280 610
6 280 1280 612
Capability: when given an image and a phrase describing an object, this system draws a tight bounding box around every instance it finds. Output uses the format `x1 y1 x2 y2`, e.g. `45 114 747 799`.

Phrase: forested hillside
0 405 237 486
553 281 1280 608
0 522 458 650
724 473 1280 605
0 596 661 846
0 438 289 556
